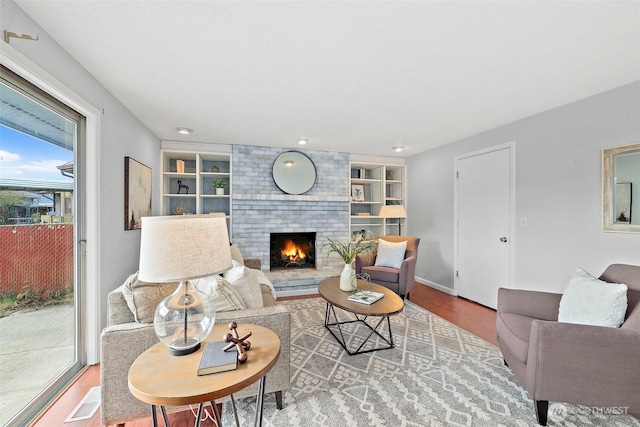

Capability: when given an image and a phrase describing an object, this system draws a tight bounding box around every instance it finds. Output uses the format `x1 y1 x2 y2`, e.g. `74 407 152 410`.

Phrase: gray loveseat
496 264 640 425
100 259 290 427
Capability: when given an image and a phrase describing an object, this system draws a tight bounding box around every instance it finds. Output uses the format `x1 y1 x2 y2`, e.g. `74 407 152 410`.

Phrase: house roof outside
0 79 75 152
0 178 73 193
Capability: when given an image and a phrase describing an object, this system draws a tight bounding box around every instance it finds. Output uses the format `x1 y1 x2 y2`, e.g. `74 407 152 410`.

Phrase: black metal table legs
323 302 395 355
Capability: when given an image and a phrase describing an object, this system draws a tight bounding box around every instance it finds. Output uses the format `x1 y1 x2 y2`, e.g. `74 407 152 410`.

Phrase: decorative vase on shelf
340 263 357 292
211 179 227 195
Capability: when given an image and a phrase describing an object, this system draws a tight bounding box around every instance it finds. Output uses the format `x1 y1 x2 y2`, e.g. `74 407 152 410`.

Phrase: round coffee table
318 277 404 355
128 323 280 427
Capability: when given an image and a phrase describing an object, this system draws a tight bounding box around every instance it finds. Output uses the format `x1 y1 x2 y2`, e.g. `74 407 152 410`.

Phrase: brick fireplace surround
231 145 350 295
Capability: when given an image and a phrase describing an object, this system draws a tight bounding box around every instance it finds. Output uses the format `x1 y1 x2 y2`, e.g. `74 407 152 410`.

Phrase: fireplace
270 232 316 270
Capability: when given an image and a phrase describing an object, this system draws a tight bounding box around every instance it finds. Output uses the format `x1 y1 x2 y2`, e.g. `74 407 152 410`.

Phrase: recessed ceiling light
176 127 193 135
297 138 308 145
392 146 406 152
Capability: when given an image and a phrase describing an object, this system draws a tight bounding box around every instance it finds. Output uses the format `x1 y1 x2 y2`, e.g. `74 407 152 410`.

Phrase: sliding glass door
0 65 85 426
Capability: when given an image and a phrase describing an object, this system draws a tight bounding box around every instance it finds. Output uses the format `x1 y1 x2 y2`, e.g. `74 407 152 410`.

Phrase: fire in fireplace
270 232 316 270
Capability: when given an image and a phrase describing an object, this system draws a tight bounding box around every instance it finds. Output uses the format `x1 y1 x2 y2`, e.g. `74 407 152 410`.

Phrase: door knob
500 237 508 242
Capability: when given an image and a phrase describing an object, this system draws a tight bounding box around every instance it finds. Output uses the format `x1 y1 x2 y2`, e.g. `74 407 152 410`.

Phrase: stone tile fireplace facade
231 145 350 294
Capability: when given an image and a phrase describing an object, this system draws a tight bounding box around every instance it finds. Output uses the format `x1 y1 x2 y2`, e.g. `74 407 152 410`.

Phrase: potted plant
321 233 374 291
31 212 41 223
211 179 228 195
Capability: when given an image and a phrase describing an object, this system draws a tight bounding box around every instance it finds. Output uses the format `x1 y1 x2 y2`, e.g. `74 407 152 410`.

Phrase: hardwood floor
409 283 498 346
31 365 101 427
31 283 496 426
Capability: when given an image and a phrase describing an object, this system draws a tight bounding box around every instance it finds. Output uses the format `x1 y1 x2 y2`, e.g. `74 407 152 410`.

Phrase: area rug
215 297 638 426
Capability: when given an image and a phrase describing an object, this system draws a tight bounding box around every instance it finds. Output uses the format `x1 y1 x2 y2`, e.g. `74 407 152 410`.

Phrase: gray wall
407 81 640 294
2 1 161 333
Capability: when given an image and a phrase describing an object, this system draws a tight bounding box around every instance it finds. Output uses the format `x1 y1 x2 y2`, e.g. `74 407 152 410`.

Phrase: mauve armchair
355 236 420 299
496 264 640 425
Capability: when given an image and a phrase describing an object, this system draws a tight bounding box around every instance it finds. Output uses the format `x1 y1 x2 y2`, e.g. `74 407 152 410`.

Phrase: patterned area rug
217 297 639 426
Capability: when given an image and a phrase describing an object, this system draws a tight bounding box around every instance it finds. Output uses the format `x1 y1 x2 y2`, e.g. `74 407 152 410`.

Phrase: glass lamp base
154 280 216 357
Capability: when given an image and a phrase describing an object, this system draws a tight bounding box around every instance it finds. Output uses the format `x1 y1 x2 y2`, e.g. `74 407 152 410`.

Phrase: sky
0 125 73 182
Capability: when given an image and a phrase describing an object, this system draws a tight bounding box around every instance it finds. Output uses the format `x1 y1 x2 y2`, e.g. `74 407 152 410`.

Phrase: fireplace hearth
270 232 316 270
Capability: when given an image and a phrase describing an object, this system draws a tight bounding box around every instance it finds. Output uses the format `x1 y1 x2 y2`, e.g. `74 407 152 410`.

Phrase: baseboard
415 277 456 296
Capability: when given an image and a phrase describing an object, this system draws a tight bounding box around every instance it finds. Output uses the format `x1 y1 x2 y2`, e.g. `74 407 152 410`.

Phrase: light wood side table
128 323 280 427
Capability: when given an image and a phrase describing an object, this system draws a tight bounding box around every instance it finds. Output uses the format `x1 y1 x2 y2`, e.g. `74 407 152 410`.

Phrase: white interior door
455 144 513 309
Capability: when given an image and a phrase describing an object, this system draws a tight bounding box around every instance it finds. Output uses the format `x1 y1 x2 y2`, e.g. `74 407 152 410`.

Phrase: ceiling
14 1 640 158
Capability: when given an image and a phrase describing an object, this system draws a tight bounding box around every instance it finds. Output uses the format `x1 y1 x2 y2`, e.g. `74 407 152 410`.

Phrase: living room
1 1 639 426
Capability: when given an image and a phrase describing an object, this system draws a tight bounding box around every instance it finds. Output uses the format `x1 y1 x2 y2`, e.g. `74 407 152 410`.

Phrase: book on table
197 341 238 376
347 290 384 305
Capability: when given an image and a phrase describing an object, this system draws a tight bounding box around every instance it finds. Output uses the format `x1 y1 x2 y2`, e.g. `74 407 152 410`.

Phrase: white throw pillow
230 244 244 266
374 239 408 269
558 268 628 328
192 275 247 312
120 272 178 323
223 266 264 308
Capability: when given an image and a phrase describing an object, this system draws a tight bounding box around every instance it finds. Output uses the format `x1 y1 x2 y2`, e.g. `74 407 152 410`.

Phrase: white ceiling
14 1 640 158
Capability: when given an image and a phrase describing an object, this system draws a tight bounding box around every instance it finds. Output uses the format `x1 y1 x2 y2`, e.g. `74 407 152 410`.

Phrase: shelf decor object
138 214 232 356
176 160 185 173
379 204 407 236
211 179 228 195
351 184 365 202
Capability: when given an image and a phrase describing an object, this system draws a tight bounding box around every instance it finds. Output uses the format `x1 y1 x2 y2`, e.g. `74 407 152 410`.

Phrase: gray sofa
496 264 640 425
100 259 290 427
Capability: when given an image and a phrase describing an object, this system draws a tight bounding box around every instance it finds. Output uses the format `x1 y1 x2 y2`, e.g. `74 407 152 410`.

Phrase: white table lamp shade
378 205 406 236
378 205 406 219
138 215 232 282
138 215 232 356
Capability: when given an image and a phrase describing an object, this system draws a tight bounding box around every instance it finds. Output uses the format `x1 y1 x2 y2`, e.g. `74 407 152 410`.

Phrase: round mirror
272 151 317 195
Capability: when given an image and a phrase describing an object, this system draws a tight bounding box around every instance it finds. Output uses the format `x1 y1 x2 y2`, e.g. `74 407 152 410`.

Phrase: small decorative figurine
223 321 252 363
176 180 189 194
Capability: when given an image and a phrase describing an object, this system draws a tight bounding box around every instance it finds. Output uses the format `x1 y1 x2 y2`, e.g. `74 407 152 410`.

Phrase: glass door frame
2 43 101 426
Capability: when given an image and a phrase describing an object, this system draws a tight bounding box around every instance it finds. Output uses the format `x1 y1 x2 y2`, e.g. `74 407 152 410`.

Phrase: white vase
216 188 225 195
340 263 357 292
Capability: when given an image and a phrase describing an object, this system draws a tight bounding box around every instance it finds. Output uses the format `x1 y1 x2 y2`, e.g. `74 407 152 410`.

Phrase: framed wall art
351 184 365 202
124 156 152 230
